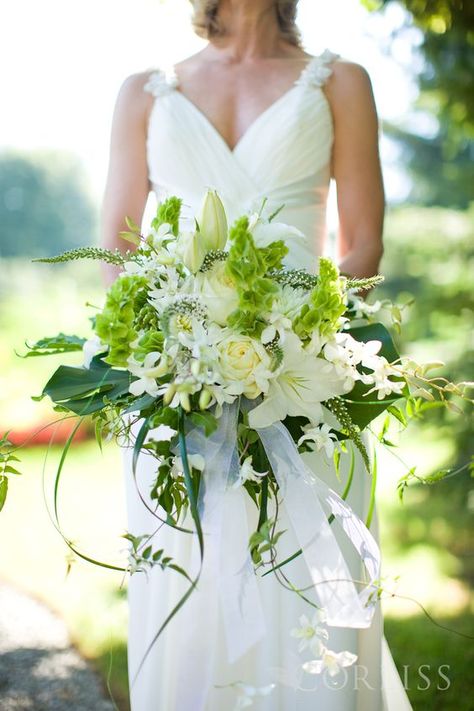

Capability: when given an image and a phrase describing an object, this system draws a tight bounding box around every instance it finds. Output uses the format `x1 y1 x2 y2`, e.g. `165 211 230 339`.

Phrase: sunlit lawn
1 260 472 710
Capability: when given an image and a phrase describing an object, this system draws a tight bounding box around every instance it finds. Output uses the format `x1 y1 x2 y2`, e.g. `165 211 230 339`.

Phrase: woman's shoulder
322 56 376 119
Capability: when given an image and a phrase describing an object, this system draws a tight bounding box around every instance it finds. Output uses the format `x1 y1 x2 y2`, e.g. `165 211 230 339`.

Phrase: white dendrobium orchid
127 352 166 397
365 358 405 400
302 648 358 677
247 333 350 428
349 294 382 320
298 423 339 459
323 334 382 389
82 335 104 369
171 453 205 478
148 222 173 246
290 611 329 657
233 455 268 489
232 682 276 710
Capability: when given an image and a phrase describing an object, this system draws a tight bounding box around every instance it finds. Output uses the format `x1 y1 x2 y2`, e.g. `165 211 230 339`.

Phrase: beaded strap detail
144 67 178 98
296 49 340 90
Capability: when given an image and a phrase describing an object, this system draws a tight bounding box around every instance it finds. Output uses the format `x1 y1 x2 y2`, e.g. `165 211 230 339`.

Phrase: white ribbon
172 401 381 710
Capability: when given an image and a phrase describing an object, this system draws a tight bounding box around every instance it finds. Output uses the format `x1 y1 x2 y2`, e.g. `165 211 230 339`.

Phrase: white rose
217 334 273 399
194 261 239 325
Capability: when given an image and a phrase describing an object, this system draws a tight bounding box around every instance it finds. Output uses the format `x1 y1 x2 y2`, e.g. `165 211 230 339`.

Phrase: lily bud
197 189 228 251
179 230 206 273
199 387 212 410
163 383 176 405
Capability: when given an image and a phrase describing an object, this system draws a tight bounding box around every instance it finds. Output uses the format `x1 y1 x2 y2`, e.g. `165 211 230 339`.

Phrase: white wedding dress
123 50 412 711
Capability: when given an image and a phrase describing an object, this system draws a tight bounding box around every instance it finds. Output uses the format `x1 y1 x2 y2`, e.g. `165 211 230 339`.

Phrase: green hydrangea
151 196 182 237
95 275 147 367
293 257 346 338
132 330 164 362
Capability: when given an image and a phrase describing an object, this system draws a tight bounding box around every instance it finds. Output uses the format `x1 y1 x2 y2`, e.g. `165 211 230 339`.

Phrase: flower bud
163 383 176 405
199 387 212 410
197 189 228 251
179 230 206 273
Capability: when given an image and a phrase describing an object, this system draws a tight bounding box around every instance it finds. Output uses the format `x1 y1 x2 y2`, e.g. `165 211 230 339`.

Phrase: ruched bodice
144 50 338 272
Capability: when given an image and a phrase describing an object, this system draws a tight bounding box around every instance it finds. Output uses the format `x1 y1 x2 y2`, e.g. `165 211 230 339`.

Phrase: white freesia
298 423 339 458
248 333 351 428
82 335 104 369
217 334 274 399
302 648 358 677
290 611 329 656
194 261 239 325
127 352 166 397
233 455 268 489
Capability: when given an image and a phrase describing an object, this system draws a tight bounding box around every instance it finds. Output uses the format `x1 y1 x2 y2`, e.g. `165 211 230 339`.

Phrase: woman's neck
209 0 284 60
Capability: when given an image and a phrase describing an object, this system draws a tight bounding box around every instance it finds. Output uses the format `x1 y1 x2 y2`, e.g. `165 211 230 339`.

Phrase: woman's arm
325 61 385 278
101 73 152 284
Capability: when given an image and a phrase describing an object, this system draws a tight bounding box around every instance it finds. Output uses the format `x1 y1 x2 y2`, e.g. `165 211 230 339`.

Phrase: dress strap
144 66 178 98
296 49 340 90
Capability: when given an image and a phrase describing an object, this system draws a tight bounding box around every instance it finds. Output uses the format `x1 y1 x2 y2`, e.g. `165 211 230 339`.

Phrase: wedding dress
123 50 412 711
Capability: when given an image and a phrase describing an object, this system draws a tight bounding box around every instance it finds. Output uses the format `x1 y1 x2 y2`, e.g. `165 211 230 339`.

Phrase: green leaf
189 410 218 437
0 476 8 512
21 333 87 358
43 362 131 414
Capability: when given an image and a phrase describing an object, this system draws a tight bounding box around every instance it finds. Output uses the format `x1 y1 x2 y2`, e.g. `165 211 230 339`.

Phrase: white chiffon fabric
124 50 412 711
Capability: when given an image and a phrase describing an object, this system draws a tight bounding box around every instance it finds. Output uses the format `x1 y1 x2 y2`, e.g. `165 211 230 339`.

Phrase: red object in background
4 419 90 447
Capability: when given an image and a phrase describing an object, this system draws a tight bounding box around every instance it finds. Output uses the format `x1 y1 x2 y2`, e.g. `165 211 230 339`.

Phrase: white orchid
127 352 167 397
232 682 276 710
323 334 382 389
232 455 268 489
364 358 405 400
148 222 174 249
302 648 358 677
349 294 382 320
248 333 350 429
171 453 205 478
298 423 339 459
290 611 329 656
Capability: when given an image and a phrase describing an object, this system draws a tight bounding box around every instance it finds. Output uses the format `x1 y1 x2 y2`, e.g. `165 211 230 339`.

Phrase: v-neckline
169 57 317 156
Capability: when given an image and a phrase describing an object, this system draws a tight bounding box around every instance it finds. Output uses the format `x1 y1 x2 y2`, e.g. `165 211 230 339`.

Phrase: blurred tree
0 151 97 258
363 0 474 207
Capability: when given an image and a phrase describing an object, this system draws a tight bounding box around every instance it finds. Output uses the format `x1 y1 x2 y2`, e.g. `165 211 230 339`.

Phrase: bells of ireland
197 189 228 251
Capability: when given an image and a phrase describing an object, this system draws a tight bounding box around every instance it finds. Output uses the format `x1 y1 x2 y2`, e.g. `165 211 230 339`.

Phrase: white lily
302 648 358 677
127 352 166 397
248 333 350 429
290 611 329 656
249 216 306 250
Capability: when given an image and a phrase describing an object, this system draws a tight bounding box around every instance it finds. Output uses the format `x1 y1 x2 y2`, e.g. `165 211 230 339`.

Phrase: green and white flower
127 351 167 397
298 423 340 458
232 455 268 489
194 261 239 326
290 611 329 656
302 648 358 677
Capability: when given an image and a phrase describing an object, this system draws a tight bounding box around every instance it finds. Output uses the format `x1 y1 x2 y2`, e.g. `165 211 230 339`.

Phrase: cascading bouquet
2 191 471 686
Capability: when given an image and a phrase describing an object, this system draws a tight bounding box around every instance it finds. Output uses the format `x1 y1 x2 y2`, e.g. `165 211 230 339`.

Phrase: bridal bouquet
4 191 470 679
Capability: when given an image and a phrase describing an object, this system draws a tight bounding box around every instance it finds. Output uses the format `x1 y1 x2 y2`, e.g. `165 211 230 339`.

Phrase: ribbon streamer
169 401 381 709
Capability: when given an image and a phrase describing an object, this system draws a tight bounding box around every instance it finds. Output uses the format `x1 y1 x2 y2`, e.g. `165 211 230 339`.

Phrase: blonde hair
190 0 302 47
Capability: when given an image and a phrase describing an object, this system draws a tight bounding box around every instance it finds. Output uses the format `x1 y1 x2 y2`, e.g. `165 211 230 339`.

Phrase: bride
101 1 412 709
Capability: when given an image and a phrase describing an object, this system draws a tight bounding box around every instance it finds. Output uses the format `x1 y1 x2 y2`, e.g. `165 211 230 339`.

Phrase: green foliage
34 246 126 265
0 150 97 258
0 433 21 512
152 196 182 237
22 333 86 358
368 1 474 207
95 275 147 366
293 257 346 338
